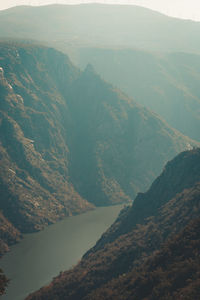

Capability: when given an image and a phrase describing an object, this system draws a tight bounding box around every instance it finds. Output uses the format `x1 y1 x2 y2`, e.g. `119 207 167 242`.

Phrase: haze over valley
0 3 200 299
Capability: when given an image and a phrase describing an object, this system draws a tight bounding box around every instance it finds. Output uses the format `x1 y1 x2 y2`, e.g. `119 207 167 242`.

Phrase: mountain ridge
76 48 200 141
1 4 200 54
0 42 198 256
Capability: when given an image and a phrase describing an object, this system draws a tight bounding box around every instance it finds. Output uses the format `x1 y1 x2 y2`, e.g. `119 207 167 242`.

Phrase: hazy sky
1 0 200 21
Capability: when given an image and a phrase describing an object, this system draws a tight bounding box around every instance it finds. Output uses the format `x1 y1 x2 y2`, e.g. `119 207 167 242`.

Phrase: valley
26 148 200 300
0 3 199 299
1 205 122 300
0 42 195 256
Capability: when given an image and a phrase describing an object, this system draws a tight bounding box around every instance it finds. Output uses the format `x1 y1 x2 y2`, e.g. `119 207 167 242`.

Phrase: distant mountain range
1 5 200 143
26 148 200 300
0 4 200 54
0 42 197 256
0 5 200 298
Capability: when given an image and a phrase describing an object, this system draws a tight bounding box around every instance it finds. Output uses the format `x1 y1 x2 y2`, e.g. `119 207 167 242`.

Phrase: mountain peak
84 63 96 75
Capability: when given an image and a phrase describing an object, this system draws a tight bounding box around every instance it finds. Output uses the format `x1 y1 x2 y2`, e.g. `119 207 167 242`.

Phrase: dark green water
1 205 123 300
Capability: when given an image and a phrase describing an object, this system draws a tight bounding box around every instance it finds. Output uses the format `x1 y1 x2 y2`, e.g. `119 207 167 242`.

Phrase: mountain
94 217 200 300
77 48 200 142
87 147 200 251
0 4 200 54
65 63 195 207
1 5 200 141
1 4 200 141
0 42 93 254
26 148 200 300
0 42 197 255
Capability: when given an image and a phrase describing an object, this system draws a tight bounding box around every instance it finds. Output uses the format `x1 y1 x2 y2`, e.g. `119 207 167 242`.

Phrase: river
1 205 123 300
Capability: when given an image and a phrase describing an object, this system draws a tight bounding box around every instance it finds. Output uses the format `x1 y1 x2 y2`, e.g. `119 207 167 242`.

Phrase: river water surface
1 205 123 300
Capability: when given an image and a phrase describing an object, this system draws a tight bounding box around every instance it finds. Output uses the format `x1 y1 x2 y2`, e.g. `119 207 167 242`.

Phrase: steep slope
77 48 200 141
26 148 200 300
0 42 93 253
87 217 200 300
1 5 200 142
0 42 198 255
0 4 200 54
66 64 197 206
0 212 21 256
90 148 200 250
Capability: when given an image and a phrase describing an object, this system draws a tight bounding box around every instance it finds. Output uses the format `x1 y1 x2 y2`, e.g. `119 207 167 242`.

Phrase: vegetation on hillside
0 42 197 255
77 48 200 141
26 148 200 300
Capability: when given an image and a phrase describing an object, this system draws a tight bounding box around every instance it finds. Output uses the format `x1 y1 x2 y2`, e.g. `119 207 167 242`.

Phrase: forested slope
0 42 197 255
26 149 200 300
